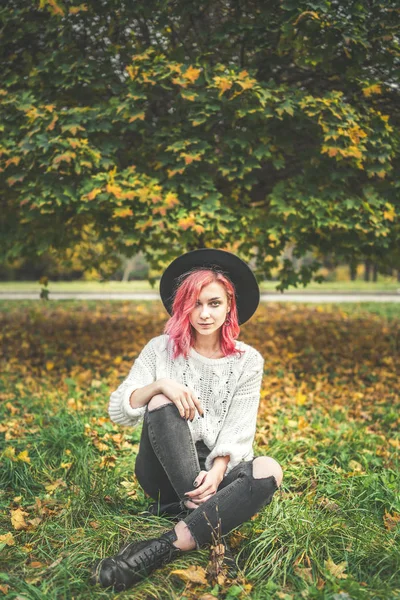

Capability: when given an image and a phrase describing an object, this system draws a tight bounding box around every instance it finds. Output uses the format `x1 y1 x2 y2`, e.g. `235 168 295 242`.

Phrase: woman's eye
196 302 220 307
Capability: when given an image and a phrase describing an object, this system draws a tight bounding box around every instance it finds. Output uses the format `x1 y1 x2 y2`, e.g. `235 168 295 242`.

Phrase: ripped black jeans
134 403 278 549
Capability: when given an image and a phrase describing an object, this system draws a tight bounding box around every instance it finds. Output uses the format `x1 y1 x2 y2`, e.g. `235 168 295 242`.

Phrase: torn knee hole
148 394 173 412
252 456 283 486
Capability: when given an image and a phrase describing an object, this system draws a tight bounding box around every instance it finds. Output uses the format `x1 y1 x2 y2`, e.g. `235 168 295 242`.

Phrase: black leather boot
90 528 182 592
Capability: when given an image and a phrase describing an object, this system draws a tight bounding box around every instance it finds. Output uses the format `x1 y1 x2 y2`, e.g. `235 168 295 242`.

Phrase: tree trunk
122 257 136 282
364 259 371 282
349 261 357 281
373 264 378 282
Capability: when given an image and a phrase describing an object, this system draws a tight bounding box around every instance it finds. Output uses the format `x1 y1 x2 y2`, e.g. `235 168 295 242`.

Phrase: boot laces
126 537 177 574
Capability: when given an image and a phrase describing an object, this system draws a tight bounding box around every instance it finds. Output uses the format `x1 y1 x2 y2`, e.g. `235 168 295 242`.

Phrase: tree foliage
1 0 399 288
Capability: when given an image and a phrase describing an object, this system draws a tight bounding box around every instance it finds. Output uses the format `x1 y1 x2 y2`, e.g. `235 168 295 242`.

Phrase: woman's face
189 281 231 339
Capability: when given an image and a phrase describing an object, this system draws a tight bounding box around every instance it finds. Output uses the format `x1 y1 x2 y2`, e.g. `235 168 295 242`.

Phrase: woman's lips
199 323 213 327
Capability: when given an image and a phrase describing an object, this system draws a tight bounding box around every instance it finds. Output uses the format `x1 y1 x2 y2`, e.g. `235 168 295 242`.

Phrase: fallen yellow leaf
324 558 348 579
17 449 31 463
11 508 30 531
296 390 307 406
0 532 15 546
170 565 208 584
383 510 400 531
29 561 45 568
45 478 67 493
3 446 16 459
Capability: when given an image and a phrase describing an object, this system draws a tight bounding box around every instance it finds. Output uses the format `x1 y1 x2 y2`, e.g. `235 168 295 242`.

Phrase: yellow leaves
60 124 84 135
167 167 185 178
171 565 208 585
99 455 117 469
180 90 196 101
106 183 123 198
183 66 202 84
264 255 275 263
47 114 58 131
3 446 16 459
296 388 308 406
5 156 21 168
39 0 65 16
177 215 196 230
45 478 67 493
52 151 76 166
324 558 348 579
3 447 31 463
16 450 31 464
348 125 367 143
164 191 180 209
362 84 382 97
128 65 141 81
172 66 202 88
5 401 19 415
85 187 102 201
321 144 363 162
177 213 205 234
67 397 83 411
11 508 30 531
0 532 15 546
46 361 55 371
69 4 88 14
137 217 153 232
388 438 400 449
347 460 364 475
181 152 202 165
383 511 400 531
213 76 233 96
75 368 93 385
25 106 41 121
293 11 320 26
294 564 313 583
28 560 47 569
120 480 138 497
128 112 145 123
236 69 257 90
383 204 395 221
213 68 258 98
112 207 134 219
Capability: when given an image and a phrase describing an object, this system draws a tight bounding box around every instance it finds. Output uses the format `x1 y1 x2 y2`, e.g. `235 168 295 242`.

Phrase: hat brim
159 248 260 325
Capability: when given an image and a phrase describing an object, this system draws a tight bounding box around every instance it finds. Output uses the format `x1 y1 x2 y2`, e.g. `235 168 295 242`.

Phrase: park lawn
0 301 399 600
0 277 399 294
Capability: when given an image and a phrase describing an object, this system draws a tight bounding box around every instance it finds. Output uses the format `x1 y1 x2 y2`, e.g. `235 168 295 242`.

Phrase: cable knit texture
108 334 264 475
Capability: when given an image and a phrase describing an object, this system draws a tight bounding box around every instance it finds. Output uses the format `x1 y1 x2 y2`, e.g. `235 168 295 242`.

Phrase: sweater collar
189 342 242 365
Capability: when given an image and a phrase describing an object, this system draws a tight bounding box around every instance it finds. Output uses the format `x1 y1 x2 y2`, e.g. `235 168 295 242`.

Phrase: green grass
0 299 399 321
0 277 399 294
0 300 399 599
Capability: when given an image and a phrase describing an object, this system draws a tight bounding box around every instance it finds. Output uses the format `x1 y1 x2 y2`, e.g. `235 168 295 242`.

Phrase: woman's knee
148 394 173 412
252 456 283 487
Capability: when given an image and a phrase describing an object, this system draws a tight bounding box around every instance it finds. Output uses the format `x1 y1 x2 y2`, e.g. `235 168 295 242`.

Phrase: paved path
1 292 399 302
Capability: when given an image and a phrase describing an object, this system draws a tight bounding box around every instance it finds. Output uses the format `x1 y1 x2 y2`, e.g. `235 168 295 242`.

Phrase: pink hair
163 268 245 360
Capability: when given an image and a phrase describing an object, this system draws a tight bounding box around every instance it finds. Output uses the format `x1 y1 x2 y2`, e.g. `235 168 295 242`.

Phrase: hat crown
159 248 260 325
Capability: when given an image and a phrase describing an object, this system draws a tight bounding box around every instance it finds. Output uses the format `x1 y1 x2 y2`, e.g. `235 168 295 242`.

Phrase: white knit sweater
108 334 264 475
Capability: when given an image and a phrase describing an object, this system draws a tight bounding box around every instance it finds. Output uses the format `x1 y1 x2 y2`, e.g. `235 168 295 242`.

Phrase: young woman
90 248 283 592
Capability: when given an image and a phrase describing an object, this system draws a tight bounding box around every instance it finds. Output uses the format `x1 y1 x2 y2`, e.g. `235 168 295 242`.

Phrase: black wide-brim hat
159 248 260 325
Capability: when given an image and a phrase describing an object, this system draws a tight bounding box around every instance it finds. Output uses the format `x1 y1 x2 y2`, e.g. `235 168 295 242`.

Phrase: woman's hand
159 378 204 421
184 469 224 505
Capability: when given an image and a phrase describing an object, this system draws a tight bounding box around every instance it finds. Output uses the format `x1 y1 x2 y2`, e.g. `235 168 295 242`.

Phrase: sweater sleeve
205 351 264 474
108 338 157 427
